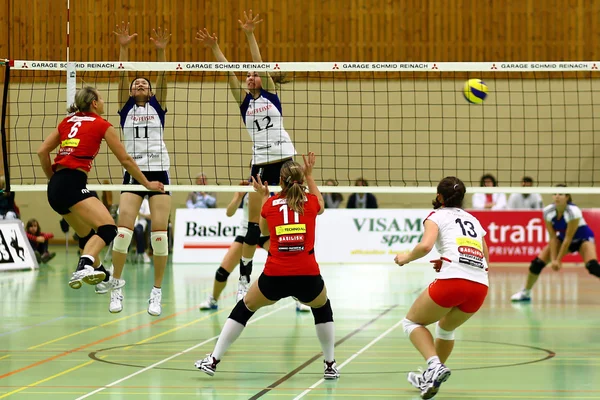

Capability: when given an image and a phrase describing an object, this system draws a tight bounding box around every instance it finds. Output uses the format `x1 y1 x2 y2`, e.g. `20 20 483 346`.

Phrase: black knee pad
228 299 255 326
215 266 230 282
79 229 95 250
96 225 118 246
311 299 334 325
529 257 547 275
586 259 600 277
244 222 261 246
258 235 270 248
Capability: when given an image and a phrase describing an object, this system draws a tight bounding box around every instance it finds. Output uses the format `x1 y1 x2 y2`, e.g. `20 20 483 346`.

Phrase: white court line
292 319 403 400
75 302 294 400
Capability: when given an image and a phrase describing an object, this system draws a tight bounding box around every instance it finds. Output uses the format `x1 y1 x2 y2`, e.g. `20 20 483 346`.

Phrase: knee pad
402 318 422 337
79 229 95 250
228 299 255 326
258 235 270 249
529 257 547 275
435 322 456 340
96 225 118 246
112 227 133 254
151 231 169 256
244 222 261 246
311 299 334 324
586 259 600 277
215 266 230 282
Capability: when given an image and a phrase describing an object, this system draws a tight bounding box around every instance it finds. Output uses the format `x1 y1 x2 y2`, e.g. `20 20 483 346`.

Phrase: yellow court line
122 307 230 350
0 356 9 361
0 360 95 399
28 310 147 350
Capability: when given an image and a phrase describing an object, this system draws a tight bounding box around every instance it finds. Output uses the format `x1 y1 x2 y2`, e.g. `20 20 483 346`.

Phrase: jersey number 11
134 126 149 139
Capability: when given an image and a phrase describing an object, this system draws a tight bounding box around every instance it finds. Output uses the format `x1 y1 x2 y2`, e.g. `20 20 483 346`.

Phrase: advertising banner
0 220 39 271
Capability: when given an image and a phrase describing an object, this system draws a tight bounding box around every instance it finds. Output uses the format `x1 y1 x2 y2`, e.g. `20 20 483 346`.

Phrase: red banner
467 209 600 263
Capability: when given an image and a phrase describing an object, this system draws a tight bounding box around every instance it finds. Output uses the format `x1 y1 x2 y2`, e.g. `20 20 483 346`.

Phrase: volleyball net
2 61 600 194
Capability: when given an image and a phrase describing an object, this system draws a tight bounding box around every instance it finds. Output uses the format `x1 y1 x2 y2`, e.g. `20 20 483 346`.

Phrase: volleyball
463 79 488 104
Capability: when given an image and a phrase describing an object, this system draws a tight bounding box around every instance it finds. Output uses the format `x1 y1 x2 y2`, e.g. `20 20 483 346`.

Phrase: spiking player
196 9 297 301
102 22 172 316
394 177 490 399
195 153 339 379
37 86 163 289
511 184 599 302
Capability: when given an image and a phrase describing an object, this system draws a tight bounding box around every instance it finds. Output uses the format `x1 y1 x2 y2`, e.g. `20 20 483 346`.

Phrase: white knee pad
151 231 169 256
112 227 133 254
435 322 455 340
402 318 422 337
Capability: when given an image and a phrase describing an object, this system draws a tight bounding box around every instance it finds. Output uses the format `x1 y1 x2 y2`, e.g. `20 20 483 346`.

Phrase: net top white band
6 60 600 72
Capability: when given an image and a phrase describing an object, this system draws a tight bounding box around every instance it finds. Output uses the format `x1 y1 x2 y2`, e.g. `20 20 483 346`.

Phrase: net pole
1 62 11 192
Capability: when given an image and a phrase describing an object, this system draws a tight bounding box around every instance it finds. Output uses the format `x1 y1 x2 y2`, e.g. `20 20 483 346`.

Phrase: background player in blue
104 22 172 316
512 185 599 301
196 10 297 300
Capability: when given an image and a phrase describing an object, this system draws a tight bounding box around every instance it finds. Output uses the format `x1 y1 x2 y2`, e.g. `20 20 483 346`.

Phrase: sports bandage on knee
151 231 169 256
586 259 600 278
311 299 334 324
529 257 547 275
79 229 95 250
244 222 261 246
112 227 133 254
229 299 255 326
435 322 456 340
215 266 230 282
402 318 422 337
96 225 118 246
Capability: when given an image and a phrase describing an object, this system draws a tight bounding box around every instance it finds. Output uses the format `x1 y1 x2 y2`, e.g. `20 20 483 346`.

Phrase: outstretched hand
251 175 269 197
114 21 137 47
430 259 443 272
239 9 263 33
394 253 410 266
195 28 218 48
150 27 171 49
302 152 316 178
146 181 165 193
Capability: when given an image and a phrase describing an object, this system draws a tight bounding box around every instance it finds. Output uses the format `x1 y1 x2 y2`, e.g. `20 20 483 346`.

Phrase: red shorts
428 278 488 313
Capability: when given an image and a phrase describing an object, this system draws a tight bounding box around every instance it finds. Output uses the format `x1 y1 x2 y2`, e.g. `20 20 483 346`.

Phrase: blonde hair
67 86 99 113
280 161 307 214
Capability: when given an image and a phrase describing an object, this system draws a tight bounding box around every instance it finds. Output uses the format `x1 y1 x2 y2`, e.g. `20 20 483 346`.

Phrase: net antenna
3 61 600 195
65 0 76 109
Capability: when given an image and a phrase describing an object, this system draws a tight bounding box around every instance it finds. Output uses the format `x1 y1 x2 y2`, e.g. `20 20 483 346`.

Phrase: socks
239 257 253 281
76 255 94 271
212 319 246 360
427 355 441 367
97 265 110 282
315 322 335 362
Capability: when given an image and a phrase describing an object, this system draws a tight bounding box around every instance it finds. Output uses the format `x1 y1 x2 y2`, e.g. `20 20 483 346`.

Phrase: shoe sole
510 298 531 302
407 373 422 390
323 374 340 380
421 369 451 399
198 306 218 311
195 365 215 376
148 309 161 316
96 289 109 294
82 271 106 286
109 309 123 313
69 280 83 289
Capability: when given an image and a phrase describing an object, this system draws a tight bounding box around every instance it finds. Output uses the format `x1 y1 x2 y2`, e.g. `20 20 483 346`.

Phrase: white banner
0 220 39 271
173 208 439 264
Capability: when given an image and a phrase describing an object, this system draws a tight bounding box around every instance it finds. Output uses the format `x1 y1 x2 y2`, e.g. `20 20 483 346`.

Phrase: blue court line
0 316 67 338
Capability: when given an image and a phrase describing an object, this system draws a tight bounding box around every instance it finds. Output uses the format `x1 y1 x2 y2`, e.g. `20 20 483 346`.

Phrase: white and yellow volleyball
463 79 488 104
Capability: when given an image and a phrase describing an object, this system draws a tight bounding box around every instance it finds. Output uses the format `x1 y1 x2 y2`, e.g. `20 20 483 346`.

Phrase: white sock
315 322 335 362
82 255 95 264
523 288 531 294
241 256 252 266
427 355 440 366
212 319 245 360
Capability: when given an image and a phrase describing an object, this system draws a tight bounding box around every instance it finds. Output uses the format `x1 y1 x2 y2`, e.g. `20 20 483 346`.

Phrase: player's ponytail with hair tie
453 184 459 190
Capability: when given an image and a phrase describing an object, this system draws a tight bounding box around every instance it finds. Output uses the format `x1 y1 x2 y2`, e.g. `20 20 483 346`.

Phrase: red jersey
52 112 112 173
261 193 321 276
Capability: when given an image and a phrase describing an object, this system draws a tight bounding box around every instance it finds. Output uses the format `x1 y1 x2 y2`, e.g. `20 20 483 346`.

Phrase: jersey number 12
253 116 274 132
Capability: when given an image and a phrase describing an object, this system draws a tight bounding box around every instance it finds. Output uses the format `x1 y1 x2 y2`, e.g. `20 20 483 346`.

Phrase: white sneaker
296 300 311 312
148 288 162 316
420 363 451 399
142 253 151 263
95 280 110 294
511 289 531 302
109 287 123 313
236 277 249 302
199 296 218 310
407 368 424 390
194 354 220 376
69 266 106 289
323 360 340 380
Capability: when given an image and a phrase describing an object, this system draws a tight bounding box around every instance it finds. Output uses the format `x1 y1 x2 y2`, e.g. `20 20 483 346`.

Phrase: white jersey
119 96 170 171
240 89 296 165
507 193 544 210
425 207 489 286
237 194 250 238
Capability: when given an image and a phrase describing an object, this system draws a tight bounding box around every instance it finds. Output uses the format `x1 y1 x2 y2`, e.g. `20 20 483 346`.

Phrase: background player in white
109 22 172 316
394 177 490 399
507 176 544 210
511 184 599 302
196 10 296 299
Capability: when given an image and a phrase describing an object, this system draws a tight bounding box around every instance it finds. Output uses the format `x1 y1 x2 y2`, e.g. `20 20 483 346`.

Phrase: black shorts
47 169 96 215
567 238 594 253
234 235 245 244
121 171 170 197
250 158 293 186
258 273 325 303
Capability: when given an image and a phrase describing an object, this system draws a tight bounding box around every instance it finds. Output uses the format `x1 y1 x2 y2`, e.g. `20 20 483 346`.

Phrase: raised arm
302 152 325 214
150 27 170 105
196 28 245 105
37 128 61 180
239 10 276 92
114 22 137 108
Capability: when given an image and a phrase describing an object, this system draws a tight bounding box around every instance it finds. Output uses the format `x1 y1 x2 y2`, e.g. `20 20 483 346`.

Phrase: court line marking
0 316 67 339
0 356 9 361
0 305 199 380
293 319 403 400
28 310 147 350
73 302 294 400
248 304 399 399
